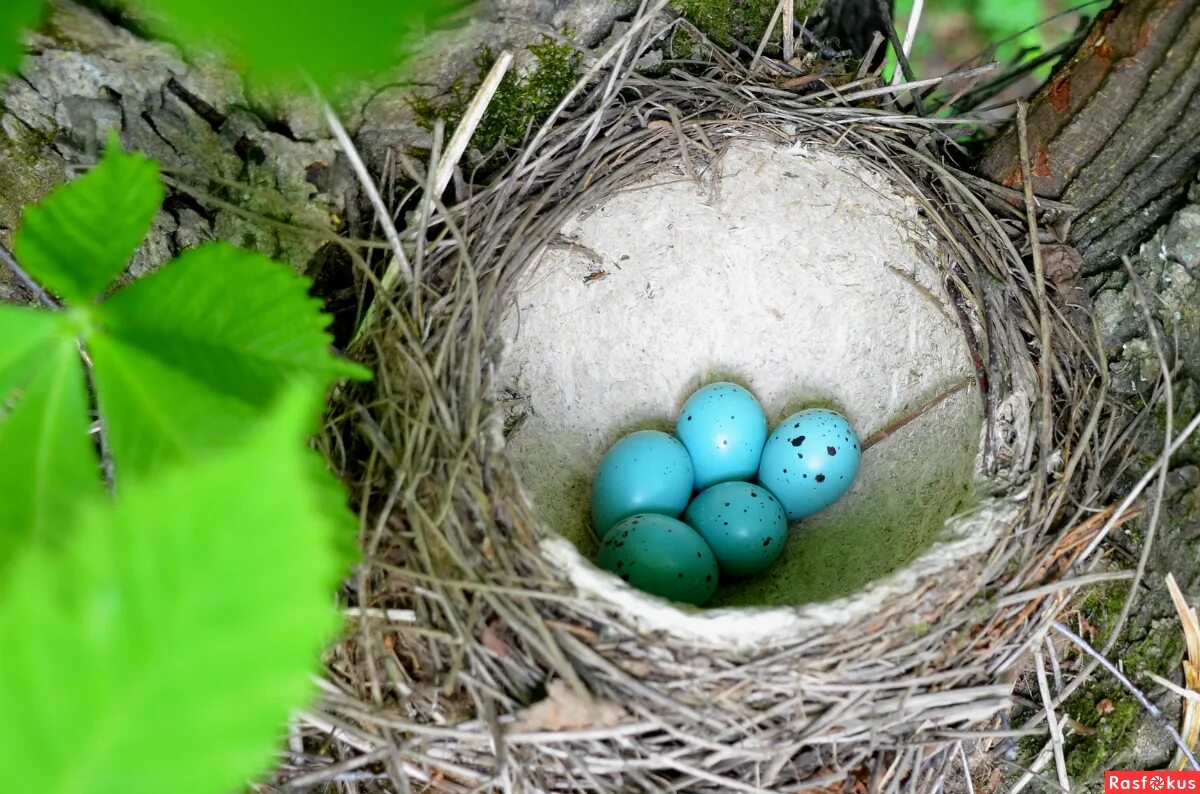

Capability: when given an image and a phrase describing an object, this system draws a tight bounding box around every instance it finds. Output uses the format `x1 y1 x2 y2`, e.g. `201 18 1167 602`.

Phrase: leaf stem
0 243 58 309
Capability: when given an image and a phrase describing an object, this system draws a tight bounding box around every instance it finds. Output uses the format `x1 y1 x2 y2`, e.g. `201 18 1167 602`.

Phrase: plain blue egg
676 382 768 490
684 482 786 577
597 514 718 605
591 430 695 537
757 408 861 520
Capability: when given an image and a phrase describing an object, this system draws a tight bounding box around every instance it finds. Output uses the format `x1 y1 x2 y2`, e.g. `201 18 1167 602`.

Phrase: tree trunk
978 0 1200 274
978 1 1200 785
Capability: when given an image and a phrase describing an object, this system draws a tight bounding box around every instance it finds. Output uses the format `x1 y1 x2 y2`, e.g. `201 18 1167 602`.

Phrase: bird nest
307 11 1141 793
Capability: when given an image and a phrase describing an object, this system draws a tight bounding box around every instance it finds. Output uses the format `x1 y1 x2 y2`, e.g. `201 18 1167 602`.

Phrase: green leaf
0 0 44 75
303 448 361 570
88 336 359 560
88 332 260 480
91 241 367 477
0 304 63 400
99 242 368 408
0 390 343 794
126 0 466 90
0 327 101 577
13 140 163 304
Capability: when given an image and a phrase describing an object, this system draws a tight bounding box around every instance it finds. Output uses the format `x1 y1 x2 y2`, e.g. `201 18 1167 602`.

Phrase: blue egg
676 383 768 490
592 430 695 537
757 409 861 520
684 482 786 577
598 514 718 605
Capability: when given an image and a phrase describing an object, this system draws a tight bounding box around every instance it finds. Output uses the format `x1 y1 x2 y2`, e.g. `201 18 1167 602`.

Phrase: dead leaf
1078 612 1097 641
1068 717 1096 736
777 74 825 90
1096 697 1115 716
509 679 626 733
480 622 510 659
1041 244 1084 286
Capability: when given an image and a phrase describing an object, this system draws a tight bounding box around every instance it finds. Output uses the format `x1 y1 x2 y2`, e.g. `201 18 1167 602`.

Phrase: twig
0 243 58 308
782 0 794 63
836 63 997 104
994 571 1134 607
284 748 393 789
1016 100 1054 540
1023 262 1191 726
957 742 976 794
891 0 924 87
345 606 419 623
1034 651 1070 792
873 0 923 114
321 102 412 289
1008 742 1049 794
751 0 786 71
298 710 382 754
1052 621 1200 770
432 51 513 199
1076 409 1200 563
857 31 886 79
1046 635 1064 697
861 377 976 451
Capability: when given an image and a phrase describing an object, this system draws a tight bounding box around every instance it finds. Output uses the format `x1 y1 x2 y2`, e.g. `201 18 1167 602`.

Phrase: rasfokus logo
1106 772 1200 791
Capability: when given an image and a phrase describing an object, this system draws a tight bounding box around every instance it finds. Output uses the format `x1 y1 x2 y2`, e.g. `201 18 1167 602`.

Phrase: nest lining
313 13 1134 792
501 138 987 629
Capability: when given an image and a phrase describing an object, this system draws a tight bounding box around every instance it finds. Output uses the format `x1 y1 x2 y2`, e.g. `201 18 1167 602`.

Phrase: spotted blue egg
676 382 768 490
591 430 695 538
597 514 718 605
684 481 787 577
757 408 861 520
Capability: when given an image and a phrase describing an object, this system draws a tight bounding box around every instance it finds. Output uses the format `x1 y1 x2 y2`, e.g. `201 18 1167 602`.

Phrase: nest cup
504 138 991 632
322 15 1119 792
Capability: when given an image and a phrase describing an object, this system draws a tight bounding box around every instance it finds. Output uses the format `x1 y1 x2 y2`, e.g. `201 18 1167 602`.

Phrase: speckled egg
597 514 718 605
684 481 787 577
757 408 861 520
591 430 695 538
676 382 768 490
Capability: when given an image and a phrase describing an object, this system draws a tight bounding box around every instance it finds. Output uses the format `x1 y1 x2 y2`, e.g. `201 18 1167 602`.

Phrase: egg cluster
592 383 861 605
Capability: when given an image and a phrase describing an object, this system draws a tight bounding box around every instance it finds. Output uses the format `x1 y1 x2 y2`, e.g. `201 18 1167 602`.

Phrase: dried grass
296 6 1184 790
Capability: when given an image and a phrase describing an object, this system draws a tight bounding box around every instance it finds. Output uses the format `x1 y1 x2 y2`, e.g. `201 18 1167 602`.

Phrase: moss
669 26 702 61
1065 696 1141 780
1060 586 1187 781
1079 581 1131 638
412 37 581 161
671 0 819 50
1152 387 1200 467
1017 732 1047 766
672 0 774 48
0 123 62 232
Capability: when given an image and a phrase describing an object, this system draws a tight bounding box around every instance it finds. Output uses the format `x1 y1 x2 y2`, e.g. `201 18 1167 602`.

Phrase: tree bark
978 0 1200 274
0 0 636 338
